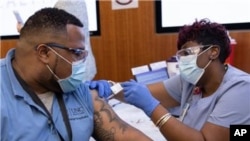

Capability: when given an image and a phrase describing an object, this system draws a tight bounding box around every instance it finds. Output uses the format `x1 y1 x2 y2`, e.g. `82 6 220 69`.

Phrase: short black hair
177 18 231 63
20 7 83 39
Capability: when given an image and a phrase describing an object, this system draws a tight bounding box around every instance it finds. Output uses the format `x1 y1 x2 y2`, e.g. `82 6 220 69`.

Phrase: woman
91 19 250 141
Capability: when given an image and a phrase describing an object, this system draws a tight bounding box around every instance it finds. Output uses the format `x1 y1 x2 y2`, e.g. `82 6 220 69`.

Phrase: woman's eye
184 49 191 55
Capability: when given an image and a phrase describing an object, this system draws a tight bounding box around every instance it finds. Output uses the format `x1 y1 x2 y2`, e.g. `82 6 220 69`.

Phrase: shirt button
48 120 52 125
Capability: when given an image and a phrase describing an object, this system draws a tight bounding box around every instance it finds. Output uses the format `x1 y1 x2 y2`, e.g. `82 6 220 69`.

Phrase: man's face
31 24 87 93
44 24 86 79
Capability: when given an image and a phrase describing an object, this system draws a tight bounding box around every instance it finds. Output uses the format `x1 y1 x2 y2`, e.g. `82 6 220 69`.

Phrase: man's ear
36 44 50 64
210 45 220 60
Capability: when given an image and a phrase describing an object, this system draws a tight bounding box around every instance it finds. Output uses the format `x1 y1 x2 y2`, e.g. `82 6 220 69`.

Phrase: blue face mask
178 47 212 85
46 48 86 93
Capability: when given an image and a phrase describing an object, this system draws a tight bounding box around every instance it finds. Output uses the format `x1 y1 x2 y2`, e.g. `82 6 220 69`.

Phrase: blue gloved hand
86 80 112 99
121 79 160 117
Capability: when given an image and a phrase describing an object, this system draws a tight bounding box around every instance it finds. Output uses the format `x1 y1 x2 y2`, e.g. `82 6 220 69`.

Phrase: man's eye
71 49 83 56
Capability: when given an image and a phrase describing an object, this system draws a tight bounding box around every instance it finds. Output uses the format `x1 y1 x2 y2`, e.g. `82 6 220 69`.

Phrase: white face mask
178 47 212 85
46 48 86 93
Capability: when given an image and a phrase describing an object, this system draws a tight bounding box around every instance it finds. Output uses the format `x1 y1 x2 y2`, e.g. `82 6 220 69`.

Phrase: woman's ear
210 45 220 60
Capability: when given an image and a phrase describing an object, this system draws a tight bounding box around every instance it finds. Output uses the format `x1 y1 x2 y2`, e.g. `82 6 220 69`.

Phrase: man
0 8 152 141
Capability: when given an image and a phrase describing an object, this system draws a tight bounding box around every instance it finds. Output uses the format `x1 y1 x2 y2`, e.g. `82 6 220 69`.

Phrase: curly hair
177 18 231 63
20 7 83 39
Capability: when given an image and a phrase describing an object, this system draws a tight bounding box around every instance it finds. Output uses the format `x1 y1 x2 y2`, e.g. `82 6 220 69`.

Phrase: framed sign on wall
155 0 250 33
0 0 100 39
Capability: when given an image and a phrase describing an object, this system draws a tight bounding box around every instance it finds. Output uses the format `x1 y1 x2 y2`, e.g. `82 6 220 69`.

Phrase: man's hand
121 80 160 117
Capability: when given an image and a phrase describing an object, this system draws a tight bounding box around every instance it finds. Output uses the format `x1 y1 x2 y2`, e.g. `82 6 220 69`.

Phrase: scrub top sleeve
208 81 250 128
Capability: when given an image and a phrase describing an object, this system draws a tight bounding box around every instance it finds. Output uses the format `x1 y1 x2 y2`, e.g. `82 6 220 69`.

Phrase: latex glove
121 79 160 117
86 80 112 99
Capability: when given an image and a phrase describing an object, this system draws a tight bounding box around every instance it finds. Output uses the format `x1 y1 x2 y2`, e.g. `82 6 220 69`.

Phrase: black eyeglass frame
43 43 87 56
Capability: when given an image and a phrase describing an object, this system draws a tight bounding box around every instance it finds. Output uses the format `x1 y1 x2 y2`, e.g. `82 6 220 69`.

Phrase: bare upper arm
90 90 152 141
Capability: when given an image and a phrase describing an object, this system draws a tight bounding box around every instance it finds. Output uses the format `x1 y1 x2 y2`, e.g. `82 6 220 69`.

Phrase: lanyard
13 68 72 141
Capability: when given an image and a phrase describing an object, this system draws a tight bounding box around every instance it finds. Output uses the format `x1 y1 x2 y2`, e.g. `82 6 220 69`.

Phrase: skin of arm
16 22 23 33
150 105 229 141
91 90 153 141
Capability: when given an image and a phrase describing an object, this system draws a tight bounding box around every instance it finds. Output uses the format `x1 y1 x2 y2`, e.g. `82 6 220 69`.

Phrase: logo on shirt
67 107 88 120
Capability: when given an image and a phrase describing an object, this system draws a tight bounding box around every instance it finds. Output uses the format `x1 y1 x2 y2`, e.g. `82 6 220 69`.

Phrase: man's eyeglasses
42 43 88 60
176 45 212 60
